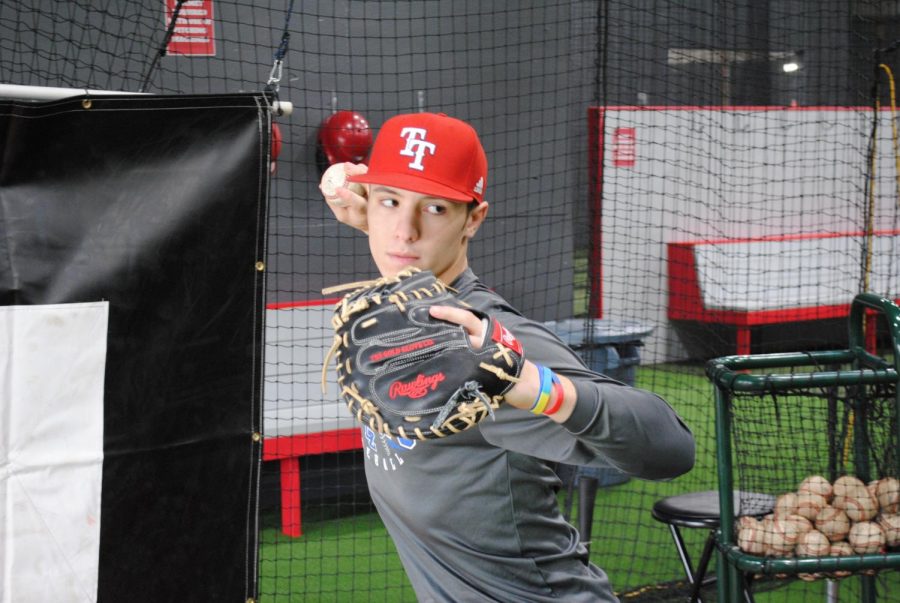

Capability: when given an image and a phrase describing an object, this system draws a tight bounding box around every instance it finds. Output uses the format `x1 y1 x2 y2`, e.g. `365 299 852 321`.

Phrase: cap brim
347 171 474 203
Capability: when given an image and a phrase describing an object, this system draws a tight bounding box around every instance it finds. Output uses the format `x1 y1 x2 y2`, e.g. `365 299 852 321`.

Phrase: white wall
597 107 900 362
264 304 353 438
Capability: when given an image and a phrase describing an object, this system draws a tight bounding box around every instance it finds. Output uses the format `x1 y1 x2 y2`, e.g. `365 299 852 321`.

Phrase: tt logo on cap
399 127 436 171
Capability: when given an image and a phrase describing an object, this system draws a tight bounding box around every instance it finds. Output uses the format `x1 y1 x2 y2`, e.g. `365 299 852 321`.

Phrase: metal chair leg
689 531 716 603
578 476 598 551
741 571 757 603
666 524 705 603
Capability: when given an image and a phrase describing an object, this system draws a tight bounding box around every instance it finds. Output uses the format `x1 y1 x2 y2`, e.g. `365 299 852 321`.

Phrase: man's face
366 185 487 283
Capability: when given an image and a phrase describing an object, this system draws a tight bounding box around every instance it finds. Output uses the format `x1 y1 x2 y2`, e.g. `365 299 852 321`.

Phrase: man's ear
465 201 489 238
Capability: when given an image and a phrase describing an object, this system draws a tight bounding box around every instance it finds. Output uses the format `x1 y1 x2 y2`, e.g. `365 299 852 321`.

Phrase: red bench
667 231 900 355
262 429 361 537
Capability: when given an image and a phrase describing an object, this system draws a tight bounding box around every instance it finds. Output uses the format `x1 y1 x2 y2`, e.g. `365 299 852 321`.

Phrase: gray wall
0 0 592 320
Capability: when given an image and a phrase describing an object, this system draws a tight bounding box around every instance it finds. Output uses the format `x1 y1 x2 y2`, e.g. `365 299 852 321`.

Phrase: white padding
1 302 108 603
694 234 900 311
263 305 355 438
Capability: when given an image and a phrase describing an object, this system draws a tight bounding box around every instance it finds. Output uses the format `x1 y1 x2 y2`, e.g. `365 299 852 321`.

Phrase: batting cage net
2 1 899 601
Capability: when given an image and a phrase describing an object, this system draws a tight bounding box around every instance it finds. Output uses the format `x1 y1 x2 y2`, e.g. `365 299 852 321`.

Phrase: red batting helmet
318 110 373 165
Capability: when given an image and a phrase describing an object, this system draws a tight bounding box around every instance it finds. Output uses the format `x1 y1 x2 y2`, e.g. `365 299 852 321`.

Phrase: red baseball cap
348 112 487 203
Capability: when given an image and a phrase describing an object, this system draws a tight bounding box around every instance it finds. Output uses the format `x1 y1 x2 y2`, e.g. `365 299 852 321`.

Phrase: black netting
3 1 900 600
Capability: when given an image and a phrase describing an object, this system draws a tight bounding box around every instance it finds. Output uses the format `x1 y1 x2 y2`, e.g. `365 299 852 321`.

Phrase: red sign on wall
165 0 216 56
612 127 636 167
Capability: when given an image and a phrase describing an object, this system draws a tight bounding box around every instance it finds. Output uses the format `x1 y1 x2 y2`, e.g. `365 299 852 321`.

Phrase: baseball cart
706 293 900 602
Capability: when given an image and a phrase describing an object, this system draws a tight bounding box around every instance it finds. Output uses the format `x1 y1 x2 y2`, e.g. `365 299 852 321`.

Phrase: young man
321 112 695 602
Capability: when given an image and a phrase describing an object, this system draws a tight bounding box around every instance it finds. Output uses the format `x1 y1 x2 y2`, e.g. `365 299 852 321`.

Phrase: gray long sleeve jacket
362 269 695 602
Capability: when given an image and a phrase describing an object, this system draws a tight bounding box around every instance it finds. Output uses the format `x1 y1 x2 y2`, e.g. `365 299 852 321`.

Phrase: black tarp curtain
0 92 269 601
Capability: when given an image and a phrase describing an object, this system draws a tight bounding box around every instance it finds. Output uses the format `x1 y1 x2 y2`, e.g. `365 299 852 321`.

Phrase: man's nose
394 210 419 242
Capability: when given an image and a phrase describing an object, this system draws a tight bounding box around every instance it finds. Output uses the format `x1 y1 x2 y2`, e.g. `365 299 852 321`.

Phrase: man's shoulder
452 269 522 317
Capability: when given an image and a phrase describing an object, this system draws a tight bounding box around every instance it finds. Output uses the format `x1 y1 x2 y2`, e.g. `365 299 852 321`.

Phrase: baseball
770 515 809 554
833 475 868 500
878 513 900 547
848 521 886 554
795 528 831 557
737 517 766 555
833 475 878 521
876 477 900 514
814 505 850 542
794 492 828 521
836 491 878 522
788 513 813 535
797 572 820 583
766 529 793 557
320 162 366 205
829 541 854 578
868 480 879 502
798 475 833 502
758 517 777 556
774 492 799 517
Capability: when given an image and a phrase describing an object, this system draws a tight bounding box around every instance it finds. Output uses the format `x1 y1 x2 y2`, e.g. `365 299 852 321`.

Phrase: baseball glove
322 268 525 441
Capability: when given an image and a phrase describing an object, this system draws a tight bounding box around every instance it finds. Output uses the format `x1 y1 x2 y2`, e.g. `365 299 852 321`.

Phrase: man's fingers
345 162 369 178
335 184 367 206
429 305 486 348
429 305 473 327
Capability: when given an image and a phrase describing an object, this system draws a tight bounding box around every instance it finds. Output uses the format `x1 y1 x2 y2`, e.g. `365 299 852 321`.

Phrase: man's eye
379 198 398 208
425 204 446 215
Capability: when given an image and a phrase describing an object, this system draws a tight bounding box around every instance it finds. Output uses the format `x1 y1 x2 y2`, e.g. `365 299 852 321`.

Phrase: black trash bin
543 318 654 540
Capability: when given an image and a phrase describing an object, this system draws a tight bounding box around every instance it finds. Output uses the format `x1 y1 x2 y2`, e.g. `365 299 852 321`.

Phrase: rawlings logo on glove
322 268 524 441
389 373 447 399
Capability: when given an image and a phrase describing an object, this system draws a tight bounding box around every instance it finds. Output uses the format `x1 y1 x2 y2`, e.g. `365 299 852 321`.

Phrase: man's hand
429 305 576 421
319 162 369 233
428 305 486 348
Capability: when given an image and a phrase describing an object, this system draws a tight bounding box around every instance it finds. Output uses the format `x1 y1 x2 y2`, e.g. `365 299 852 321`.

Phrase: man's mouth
388 252 419 265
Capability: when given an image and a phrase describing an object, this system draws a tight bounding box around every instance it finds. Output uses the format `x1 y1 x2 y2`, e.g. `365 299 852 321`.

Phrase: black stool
651 490 774 603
